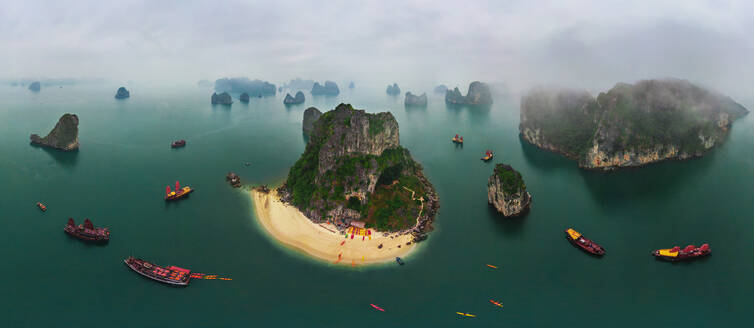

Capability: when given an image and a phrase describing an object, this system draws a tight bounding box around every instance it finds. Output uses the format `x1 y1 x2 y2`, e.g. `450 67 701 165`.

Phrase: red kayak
370 304 385 312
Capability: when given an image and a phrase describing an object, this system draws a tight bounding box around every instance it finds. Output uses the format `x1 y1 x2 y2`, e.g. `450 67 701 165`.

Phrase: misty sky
2 0 753 95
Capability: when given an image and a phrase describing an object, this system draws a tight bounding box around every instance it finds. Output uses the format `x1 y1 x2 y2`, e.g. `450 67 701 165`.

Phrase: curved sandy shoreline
251 189 416 266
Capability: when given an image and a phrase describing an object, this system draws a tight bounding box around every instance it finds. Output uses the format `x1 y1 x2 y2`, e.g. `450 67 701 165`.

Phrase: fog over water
2 0 754 96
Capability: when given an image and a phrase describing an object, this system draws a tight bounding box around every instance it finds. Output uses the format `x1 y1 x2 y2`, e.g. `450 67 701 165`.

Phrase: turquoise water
1 84 752 327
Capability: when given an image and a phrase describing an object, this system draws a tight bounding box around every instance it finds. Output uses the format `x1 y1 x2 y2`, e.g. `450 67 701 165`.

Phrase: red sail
67 218 75 226
176 181 180 191
166 186 171 195
455 134 458 138
84 219 94 229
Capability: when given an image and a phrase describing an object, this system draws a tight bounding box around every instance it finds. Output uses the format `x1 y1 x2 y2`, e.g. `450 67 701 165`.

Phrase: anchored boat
171 140 186 148
124 256 192 286
452 134 464 144
64 218 110 243
565 228 605 256
481 150 493 161
653 244 710 261
395 257 405 265
36 202 47 212
165 181 193 201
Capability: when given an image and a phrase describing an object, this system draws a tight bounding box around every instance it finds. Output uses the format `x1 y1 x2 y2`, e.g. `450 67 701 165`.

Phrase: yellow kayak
456 312 476 317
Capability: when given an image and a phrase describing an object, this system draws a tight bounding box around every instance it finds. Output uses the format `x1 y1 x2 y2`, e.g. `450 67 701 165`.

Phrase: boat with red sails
565 228 605 256
452 134 464 144
165 181 193 201
481 150 493 162
653 244 710 261
124 256 192 286
171 139 186 148
64 218 110 243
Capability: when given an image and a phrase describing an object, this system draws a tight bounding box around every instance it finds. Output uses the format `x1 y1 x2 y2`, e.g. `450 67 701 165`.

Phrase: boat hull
652 251 711 262
565 231 605 256
124 258 190 286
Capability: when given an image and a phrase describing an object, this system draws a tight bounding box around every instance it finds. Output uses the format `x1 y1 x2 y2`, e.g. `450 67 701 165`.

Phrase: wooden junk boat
481 150 494 162
64 218 110 243
124 256 192 286
165 181 193 201
36 202 47 212
565 228 605 256
452 134 464 144
653 244 710 261
171 139 186 148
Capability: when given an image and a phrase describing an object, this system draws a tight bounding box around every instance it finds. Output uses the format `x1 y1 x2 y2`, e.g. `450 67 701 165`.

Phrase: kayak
370 304 385 312
489 300 503 308
456 312 476 317
486 264 498 269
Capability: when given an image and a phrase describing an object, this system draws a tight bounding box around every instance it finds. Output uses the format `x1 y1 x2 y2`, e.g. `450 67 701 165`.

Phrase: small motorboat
395 257 405 265
370 304 385 312
452 134 464 144
64 218 110 243
165 181 193 201
481 150 493 161
489 300 503 308
171 140 186 148
36 202 47 212
456 312 476 318
565 228 605 256
653 244 710 261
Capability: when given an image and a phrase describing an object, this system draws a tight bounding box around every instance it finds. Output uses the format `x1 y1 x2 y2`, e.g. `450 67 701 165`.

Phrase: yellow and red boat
489 300 503 308
653 244 710 261
456 312 476 318
481 150 493 161
565 228 605 256
452 134 464 144
36 202 47 212
165 181 193 201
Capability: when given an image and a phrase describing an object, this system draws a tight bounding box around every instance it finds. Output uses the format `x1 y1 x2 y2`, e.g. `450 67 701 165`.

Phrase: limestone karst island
7 1 754 327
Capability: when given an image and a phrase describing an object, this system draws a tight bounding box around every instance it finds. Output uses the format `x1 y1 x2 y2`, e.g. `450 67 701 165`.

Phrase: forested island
520 78 749 170
279 103 438 241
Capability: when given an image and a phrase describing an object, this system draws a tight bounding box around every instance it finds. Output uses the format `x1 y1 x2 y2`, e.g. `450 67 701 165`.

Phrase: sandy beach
251 189 416 266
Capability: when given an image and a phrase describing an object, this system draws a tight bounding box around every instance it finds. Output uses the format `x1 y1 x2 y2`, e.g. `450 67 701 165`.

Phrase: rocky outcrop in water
214 77 276 97
114 87 130 99
226 172 242 188
311 81 340 96
28 81 41 92
302 107 322 135
404 92 427 107
349 81 355 89
280 103 439 240
520 79 749 170
386 83 401 96
434 85 448 94
30 113 79 151
446 81 492 106
239 93 250 102
284 91 305 105
283 78 315 91
487 164 531 217
211 92 233 105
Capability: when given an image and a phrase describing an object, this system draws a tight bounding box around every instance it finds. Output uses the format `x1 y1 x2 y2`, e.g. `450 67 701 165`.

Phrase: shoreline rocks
404 92 427 107
284 91 305 105
30 113 80 151
226 172 242 188
487 164 531 217
211 92 233 105
303 107 322 135
446 81 493 106
115 87 130 99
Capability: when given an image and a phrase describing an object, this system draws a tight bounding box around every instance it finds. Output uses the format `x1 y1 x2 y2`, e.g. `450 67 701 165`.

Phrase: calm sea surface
1 83 752 327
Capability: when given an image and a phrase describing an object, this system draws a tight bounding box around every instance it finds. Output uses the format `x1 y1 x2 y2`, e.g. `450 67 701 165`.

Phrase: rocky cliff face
302 107 322 135
115 87 130 99
445 81 492 106
386 83 401 96
487 164 531 217
281 103 439 240
404 92 427 107
284 91 305 105
30 113 80 151
520 79 749 170
311 81 340 95
211 92 233 105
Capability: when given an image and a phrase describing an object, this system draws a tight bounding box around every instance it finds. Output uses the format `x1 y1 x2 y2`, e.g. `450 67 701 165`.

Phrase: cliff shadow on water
578 150 717 209
486 204 529 237
33 145 79 168
519 135 577 172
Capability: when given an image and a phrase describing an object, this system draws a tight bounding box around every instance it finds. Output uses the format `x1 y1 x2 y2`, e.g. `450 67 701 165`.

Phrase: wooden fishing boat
452 134 464 144
653 244 710 261
481 150 493 161
565 228 605 256
124 256 192 286
64 218 110 243
165 181 193 201
171 140 186 148
36 202 47 212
